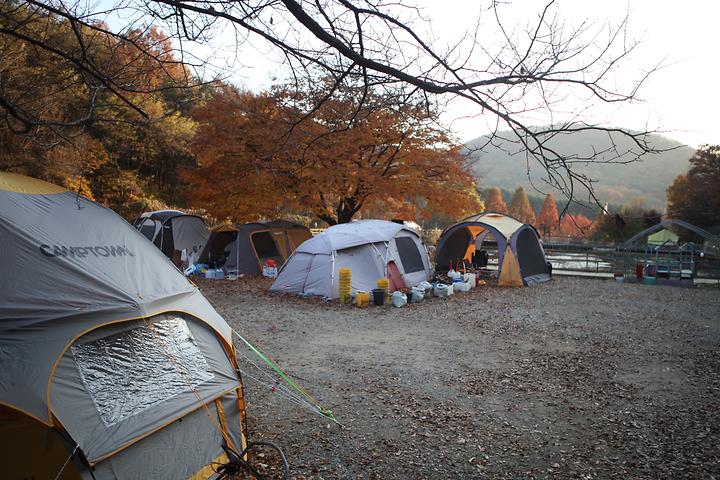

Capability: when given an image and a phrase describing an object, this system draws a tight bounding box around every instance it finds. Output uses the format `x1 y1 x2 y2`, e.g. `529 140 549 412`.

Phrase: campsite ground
199 277 720 479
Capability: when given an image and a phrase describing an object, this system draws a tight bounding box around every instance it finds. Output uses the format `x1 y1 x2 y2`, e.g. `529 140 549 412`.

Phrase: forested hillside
466 130 695 209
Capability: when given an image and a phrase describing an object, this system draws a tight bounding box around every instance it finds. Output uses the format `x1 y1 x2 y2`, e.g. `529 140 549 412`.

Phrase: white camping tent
270 219 431 299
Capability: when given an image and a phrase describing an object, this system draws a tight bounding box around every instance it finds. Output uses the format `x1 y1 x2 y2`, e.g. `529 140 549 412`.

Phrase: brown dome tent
199 220 312 275
435 212 550 286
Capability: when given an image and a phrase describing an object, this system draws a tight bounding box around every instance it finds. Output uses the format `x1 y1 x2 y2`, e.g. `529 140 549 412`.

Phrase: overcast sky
210 0 719 148
425 0 720 147
104 0 720 148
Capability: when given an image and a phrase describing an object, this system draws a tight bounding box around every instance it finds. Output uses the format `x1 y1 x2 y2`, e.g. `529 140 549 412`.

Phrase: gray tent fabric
132 210 209 259
91 394 241 479
270 220 431 298
171 215 211 253
0 172 244 479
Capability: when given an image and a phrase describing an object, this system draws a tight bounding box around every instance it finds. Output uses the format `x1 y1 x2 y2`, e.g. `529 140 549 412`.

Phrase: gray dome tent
131 209 210 261
270 219 431 298
0 173 246 479
435 212 550 286
199 220 312 275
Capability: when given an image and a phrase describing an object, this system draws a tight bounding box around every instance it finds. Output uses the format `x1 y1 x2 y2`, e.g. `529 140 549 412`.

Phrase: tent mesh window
72 316 214 427
252 231 280 257
395 237 425 273
138 219 158 241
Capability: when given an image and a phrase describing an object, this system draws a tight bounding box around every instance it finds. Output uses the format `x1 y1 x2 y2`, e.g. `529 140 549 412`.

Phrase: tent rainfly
435 212 550 287
270 219 432 299
647 228 679 246
0 172 247 479
199 220 312 275
131 210 210 261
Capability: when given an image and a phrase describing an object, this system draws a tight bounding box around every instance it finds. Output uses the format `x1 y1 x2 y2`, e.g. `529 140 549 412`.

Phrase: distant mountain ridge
464 129 695 210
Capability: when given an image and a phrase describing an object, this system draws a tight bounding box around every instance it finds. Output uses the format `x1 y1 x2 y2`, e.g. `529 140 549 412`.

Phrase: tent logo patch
40 244 135 258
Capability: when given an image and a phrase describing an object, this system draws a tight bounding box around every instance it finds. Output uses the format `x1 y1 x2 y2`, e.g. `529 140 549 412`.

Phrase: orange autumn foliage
484 187 508 214
537 193 560 235
183 85 482 224
559 214 593 238
508 186 536 225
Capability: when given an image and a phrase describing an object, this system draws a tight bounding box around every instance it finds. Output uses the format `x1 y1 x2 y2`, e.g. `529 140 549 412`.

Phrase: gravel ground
199 277 720 479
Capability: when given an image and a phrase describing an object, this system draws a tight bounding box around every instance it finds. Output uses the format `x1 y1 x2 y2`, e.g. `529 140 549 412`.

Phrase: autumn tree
1 0 665 208
508 187 536 225
0 4 199 217
484 187 508 214
667 145 720 231
537 193 560 236
183 84 481 224
559 214 593 238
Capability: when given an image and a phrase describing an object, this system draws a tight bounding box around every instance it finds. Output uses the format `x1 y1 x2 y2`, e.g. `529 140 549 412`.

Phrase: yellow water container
356 291 369 308
377 278 390 299
339 267 352 303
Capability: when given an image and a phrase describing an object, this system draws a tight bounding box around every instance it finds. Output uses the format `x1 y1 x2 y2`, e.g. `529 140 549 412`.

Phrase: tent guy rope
231 328 340 425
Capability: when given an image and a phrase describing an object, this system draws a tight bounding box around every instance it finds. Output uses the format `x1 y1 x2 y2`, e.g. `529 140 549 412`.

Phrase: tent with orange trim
0 172 247 479
434 212 550 286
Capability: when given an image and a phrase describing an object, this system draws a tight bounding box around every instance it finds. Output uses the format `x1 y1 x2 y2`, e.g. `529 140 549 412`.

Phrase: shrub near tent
435 212 550 286
0 172 247 480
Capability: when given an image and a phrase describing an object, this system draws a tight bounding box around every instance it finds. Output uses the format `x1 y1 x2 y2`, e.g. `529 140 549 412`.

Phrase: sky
422 0 720 147
101 0 720 147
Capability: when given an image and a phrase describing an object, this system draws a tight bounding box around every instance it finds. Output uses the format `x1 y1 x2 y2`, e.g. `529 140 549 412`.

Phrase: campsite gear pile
263 259 279 278
0 173 248 479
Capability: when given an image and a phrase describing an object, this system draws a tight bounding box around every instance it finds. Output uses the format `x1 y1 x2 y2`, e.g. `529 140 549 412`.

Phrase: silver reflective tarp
52 314 240 462
72 317 214 427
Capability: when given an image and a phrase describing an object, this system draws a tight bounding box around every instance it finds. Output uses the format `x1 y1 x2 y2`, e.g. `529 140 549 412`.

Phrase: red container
635 262 644 280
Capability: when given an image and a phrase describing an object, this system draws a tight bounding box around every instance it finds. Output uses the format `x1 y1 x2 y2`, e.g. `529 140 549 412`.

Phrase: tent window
138 220 157 241
395 237 424 273
251 231 280 257
72 317 214 427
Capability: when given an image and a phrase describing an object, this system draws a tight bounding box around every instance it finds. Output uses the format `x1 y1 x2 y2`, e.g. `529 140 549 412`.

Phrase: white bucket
433 283 449 298
391 291 407 307
410 286 424 303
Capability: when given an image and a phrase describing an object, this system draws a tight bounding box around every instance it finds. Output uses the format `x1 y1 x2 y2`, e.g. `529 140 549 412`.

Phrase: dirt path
200 277 720 479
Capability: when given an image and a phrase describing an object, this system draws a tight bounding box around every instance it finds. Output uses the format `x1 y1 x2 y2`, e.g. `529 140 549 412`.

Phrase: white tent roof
298 220 417 254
